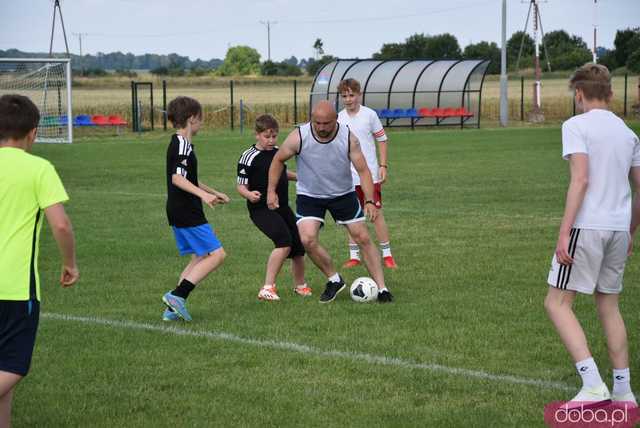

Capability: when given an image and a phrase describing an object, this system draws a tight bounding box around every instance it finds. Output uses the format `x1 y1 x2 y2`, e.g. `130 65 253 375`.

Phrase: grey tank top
296 122 354 198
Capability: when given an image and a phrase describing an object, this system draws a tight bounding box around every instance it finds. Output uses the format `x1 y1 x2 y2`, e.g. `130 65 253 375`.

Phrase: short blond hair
569 63 612 102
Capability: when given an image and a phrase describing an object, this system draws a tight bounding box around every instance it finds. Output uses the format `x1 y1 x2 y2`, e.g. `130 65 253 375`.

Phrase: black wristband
365 200 375 206
379 164 388 168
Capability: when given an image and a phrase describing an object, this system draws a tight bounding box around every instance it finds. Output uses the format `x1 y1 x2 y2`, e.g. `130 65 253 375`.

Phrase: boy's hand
247 191 261 203
628 234 634 256
364 203 378 222
61 265 79 287
216 192 231 204
379 167 387 183
202 193 218 208
267 190 279 210
555 231 573 265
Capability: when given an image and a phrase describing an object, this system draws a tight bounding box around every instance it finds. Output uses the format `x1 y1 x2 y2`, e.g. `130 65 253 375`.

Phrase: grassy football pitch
14 122 640 427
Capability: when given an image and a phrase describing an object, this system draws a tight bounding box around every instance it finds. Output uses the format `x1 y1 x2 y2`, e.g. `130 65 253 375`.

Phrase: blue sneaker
162 292 192 321
162 308 180 322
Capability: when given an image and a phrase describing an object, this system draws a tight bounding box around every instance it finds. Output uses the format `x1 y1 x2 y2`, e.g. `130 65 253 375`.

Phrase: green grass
13 123 640 427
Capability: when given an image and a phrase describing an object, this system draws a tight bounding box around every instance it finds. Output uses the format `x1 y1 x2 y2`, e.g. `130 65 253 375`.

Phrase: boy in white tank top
544 63 640 408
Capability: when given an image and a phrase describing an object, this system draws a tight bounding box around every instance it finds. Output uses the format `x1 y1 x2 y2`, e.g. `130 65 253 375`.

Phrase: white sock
328 273 341 283
380 242 392 258
576 357 604 388
379 287 388 293
613 368 632 396
349 244 360 260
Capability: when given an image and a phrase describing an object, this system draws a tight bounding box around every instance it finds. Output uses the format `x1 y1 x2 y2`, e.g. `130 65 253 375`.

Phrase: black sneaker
319 277 345 303
378 290 394 303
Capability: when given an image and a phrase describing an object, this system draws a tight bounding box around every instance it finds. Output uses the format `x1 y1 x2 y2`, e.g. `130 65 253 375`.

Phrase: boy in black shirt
162 96 229 321
236 114 309 301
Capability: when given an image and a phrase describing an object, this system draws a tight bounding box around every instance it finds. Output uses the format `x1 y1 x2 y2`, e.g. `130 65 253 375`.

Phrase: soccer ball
350 277 378 302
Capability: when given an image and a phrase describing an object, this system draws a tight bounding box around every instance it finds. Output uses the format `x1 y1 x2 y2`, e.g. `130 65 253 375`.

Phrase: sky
1 0 638 62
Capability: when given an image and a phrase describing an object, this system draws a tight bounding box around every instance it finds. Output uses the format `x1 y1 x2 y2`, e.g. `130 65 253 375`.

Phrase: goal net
0 58 73 144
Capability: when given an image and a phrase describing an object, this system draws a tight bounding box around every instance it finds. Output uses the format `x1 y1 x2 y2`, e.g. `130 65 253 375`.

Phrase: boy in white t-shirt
337 78 398 269
544 63 640 408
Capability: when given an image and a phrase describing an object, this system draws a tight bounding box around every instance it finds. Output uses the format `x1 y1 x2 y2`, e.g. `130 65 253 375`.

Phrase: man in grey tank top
267 101 393 303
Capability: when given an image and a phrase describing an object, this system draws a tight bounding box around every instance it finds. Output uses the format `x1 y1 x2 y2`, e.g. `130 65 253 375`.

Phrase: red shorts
355 182 383 208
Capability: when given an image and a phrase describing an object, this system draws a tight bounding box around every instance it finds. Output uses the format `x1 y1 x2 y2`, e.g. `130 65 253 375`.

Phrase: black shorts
249 207 305 258
0 300 40 376
296 192 365 225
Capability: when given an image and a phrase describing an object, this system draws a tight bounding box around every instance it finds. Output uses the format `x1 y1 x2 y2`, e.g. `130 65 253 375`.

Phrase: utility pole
529 0 545 122
499 0 508 127
260 20 277 61
72 32 88 74
592 0 598 63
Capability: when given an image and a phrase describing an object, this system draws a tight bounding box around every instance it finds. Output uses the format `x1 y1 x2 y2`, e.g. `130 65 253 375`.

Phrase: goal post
0 58 73 144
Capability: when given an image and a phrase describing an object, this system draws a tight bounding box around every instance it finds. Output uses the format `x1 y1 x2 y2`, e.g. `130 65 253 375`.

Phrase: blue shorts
172 224 223 256
296 192 365 225
0 300 40 376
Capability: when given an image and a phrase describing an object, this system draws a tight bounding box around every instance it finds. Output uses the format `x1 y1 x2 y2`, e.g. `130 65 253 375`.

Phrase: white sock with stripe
380 242 392 258
576 357 604 388
349 244 360 260
613 368 632 396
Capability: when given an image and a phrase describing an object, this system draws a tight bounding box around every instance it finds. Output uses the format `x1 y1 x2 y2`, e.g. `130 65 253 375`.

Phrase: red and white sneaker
293 284 312 297
342 258 361 268
258 285 280 301
383 256 398 269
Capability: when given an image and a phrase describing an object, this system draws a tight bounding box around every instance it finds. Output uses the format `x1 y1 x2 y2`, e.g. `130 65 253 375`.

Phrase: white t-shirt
337 105 387 185
562 109 640 231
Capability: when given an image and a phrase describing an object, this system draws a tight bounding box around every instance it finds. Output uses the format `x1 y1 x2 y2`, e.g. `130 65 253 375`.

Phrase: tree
306 55 335 76
372 43 404 60
313 39 324 59
424 33 462 59
260 60 302 76
506 31 534 70
597 48 618 71
628 49 640 73
217 46 261 76
614 28 640 68
463 41 500 74
541 30 591 70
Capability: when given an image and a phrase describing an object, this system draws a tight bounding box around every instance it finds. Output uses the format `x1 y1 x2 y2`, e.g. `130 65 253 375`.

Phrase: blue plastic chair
405 108 418 117
392 108 406 118
74 115 96 127
379 109 392 118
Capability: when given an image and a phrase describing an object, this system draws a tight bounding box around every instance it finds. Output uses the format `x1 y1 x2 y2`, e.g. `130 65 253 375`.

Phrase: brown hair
0 94 40 141
569 63 612 102
167 96 202 129
337 78 361 94
255 114 279 133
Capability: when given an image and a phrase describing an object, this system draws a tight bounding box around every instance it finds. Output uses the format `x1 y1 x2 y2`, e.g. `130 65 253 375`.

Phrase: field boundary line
43 312 573 392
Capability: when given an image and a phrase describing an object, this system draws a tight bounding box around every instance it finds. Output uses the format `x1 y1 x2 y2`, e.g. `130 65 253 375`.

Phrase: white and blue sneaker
162 292 192 321
162 308 180 322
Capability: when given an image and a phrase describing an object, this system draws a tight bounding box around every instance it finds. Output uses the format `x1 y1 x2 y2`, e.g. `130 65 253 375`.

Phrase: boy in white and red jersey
337 78 397 269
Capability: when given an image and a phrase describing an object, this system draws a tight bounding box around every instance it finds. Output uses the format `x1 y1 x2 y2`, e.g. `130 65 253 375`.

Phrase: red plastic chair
92 115 109 126
419 107 433 117
442 108 456 117
431 108 445 118
108 115 128 126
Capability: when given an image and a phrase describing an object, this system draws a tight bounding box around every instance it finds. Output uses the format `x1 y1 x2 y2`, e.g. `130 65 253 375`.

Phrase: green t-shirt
0 147 69 301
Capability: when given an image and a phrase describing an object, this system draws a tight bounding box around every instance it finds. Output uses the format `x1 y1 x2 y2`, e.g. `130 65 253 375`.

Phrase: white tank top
296 122 354 198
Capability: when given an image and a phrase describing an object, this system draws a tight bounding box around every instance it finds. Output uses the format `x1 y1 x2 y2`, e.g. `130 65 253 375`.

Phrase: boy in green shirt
0 94 79 427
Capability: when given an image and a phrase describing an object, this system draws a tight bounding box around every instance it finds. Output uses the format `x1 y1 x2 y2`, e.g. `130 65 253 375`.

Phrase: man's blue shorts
0 300 40 376
172 224 223 256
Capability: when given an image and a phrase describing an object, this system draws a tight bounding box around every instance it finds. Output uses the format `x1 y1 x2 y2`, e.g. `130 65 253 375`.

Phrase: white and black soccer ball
350 277 378 302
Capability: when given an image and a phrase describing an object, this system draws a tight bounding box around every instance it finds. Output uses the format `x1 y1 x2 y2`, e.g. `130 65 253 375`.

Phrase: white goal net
0 58 73 143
